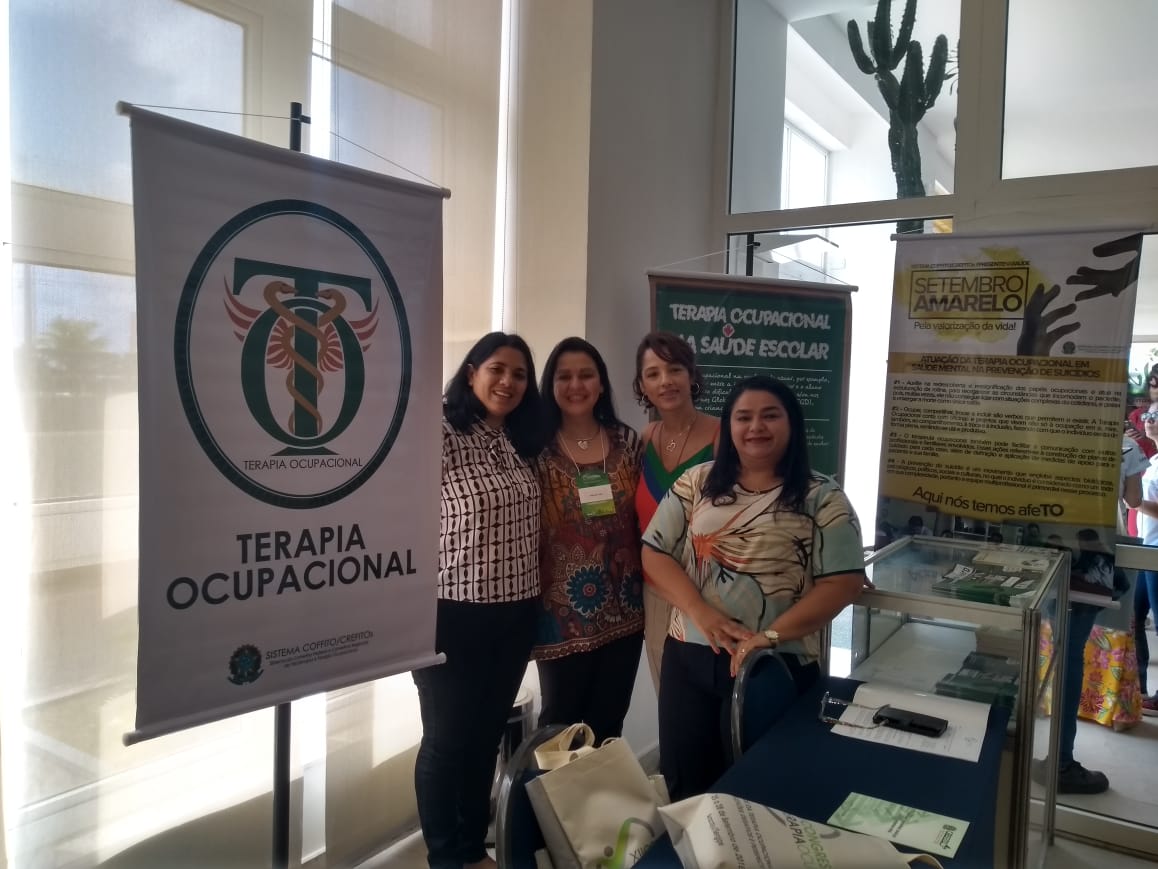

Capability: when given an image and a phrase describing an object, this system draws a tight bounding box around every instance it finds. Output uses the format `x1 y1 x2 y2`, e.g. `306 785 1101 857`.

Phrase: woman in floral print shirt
532 337 644 743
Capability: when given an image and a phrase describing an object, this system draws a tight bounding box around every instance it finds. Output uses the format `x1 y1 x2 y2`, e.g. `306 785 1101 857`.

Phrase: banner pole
273 703 291 868
289 101 310 154
272 99 311 869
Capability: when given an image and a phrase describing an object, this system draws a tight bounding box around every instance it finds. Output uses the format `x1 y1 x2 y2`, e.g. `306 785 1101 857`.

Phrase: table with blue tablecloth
637 676 1010 868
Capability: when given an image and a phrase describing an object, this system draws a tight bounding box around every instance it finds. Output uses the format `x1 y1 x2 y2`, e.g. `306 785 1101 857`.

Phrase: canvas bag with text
659 793 943 869
526 733 663 869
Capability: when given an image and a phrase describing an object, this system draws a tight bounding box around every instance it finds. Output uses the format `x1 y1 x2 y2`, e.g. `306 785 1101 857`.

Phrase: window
5 2 275 861
10 0 243 203
4 1 506 865
781 123 828 211
1003 0 1158 178
731 0 959 213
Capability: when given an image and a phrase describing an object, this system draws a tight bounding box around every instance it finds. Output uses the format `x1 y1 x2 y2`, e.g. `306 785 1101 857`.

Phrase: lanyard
559 429 615 518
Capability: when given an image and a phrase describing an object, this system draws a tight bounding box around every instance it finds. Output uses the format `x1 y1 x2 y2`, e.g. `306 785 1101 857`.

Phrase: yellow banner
877 230 1143 556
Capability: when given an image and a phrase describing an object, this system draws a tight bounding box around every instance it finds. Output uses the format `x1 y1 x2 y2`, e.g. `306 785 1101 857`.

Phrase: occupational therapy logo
175 200 411 508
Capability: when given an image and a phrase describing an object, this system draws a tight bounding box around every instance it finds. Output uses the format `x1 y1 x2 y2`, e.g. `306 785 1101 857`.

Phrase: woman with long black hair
413 332 543 869
641 375 865 799
532 337 644 743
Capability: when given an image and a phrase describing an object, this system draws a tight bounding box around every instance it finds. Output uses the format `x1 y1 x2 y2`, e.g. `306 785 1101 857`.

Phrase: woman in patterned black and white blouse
412 331 543 869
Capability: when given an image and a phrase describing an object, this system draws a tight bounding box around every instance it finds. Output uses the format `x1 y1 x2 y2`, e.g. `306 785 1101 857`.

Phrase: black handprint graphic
1016 283 1078 357
1066 233 1142 302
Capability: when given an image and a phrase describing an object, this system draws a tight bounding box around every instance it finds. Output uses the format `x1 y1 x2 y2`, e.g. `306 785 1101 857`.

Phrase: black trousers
412 597 537 869
537 630 644 744
658 636 818 801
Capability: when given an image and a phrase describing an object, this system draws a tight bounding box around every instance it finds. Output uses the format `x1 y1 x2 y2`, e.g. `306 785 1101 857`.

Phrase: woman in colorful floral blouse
532 337 644 742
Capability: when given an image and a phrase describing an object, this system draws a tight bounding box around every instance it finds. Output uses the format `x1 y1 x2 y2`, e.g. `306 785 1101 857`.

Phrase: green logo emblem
228 644 264 685
224 259 377 454
176 200 411 508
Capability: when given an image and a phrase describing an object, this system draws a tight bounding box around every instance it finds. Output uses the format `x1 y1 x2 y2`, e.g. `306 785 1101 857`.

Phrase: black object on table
637 675 1009 868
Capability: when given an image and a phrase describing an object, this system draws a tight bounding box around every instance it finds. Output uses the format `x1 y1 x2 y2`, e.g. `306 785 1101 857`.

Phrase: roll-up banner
649 271 854 480
125 105 445 741
876 229 1143 599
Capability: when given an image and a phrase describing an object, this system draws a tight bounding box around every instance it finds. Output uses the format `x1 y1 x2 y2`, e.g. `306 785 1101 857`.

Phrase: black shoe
1056 761 1109 794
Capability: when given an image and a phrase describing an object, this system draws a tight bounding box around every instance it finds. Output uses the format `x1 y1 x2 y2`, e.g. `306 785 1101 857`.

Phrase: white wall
584 0 721 754
507 0 593 353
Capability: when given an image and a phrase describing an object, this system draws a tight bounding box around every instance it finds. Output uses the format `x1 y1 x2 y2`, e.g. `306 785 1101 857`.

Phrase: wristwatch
762 628 780 648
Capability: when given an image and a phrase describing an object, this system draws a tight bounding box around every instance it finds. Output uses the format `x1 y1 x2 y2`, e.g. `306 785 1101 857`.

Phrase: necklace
563 425 601 451
660 413 697 453
559 430 608 474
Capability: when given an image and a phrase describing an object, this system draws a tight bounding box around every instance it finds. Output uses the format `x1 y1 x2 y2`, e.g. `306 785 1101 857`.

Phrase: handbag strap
533 722 597 771
906 855 944 868
551 722 595 751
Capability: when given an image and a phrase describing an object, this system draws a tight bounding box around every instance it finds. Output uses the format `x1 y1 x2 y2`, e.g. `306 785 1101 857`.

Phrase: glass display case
851 536 1071 869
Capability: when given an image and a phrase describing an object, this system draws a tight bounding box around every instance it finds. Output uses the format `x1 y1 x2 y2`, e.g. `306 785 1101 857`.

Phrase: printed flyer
877 230 1143 599
650 271 854 479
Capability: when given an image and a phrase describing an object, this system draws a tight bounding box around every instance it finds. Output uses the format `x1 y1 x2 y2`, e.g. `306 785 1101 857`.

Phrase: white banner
126 106 443 741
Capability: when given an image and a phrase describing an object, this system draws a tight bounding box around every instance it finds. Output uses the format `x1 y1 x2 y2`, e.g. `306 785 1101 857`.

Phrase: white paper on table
831 683 990 763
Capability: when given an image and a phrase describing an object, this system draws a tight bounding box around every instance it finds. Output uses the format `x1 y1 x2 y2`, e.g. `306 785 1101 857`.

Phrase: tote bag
526 735 663 869
659 793 943 869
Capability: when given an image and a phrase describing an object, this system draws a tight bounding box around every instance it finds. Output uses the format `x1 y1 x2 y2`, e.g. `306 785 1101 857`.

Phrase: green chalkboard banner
649 270 854 481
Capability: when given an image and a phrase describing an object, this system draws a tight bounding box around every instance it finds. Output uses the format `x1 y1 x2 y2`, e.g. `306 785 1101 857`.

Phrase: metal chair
730 648 798 760
494 723 567 869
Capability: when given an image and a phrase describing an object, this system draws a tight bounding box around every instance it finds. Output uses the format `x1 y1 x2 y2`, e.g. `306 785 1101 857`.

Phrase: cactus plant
847 0 948 234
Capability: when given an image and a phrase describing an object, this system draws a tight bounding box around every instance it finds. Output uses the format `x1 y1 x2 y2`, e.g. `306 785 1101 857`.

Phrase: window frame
715 0 1158 243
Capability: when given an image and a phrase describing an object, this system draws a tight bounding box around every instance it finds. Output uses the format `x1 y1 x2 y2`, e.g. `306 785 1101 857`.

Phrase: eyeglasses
817 692 884 730
1141 412 1158 423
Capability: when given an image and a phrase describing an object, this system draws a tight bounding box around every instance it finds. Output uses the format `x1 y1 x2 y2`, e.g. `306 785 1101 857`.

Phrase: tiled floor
1061 652 1158 828
351 828 424 869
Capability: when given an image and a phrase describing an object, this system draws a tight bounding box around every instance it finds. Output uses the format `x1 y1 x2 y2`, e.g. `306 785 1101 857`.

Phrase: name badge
576 470 615 518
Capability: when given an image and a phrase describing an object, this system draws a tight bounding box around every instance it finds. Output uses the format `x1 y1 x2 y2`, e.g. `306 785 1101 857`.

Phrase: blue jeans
1059 603 1100 765
1135 570 1158 694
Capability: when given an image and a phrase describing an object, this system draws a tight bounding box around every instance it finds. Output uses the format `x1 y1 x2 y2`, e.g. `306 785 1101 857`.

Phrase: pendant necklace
560 430 607 473
568 425 601 451
660 413 697 453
